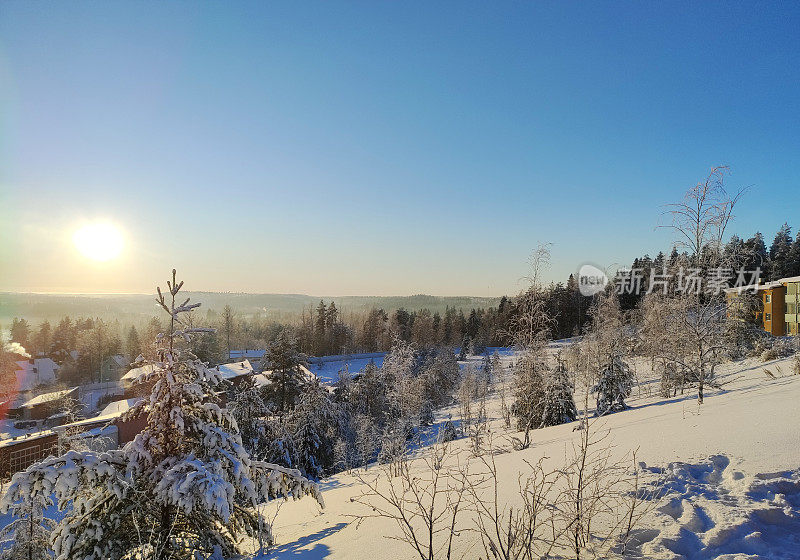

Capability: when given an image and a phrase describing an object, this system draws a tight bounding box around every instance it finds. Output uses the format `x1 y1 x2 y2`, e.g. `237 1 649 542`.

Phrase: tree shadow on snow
259 522 348 560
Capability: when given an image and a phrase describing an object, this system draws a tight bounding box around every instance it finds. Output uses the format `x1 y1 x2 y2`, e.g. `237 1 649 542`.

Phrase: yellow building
726 275 800 336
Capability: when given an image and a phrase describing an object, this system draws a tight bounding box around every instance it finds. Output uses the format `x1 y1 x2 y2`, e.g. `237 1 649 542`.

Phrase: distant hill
0 292 504 325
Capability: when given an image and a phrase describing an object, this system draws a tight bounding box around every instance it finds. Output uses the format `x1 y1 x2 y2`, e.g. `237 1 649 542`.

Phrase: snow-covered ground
256 347 800 560
308 347 518 384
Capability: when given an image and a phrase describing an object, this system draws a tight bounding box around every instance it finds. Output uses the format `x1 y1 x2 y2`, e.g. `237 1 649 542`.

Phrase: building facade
727 275 800 336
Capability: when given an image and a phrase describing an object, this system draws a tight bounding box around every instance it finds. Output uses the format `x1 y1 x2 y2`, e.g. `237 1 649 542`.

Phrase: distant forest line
0 292 503 326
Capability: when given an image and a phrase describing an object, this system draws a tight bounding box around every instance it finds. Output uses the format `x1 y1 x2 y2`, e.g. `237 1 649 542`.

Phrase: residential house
13 358 59 391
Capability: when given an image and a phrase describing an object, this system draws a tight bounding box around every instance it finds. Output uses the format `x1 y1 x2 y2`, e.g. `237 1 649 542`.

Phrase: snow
217 360 254 380
19 387 77 408
252 347 800 560
307 354 387 384
98 398 141 417
120 363 156 385
307 347 518 385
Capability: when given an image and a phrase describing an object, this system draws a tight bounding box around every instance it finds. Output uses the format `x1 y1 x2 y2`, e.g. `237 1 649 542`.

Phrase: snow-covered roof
13 358 59 391
121 364 157 384
725 281 782 294
217 360 254 380
99 398 142 417
20 387 77 408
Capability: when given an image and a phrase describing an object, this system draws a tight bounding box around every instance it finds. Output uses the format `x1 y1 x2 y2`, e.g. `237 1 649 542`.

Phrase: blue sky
1 1 798 295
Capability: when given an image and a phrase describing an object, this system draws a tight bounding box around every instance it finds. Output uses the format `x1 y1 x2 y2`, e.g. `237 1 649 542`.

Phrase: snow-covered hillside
256 349 800 560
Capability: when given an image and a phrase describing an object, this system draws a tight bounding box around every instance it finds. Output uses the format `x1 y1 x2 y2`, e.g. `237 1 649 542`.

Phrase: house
726 275 800 336
228 349 265 363
100 354 129 382
49 397 144 455
0 430 59 479
16 387 79 421
13 358 59 391
217 360 255 383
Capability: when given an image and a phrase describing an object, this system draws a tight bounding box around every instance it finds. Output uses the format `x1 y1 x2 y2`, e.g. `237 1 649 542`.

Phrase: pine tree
291 380 341 479
788 231 800 277
50 317 75 364
31 321 52 358
591 355 634 415
0 492 54 560
0 270 322 560
9 318 30 349
125 325 141 362
540 359 578 427
262 329 308 413
314 300 327 354
769 223 793 279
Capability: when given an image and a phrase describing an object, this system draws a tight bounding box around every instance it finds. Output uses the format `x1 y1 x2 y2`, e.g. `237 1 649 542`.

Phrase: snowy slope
255 351 800 560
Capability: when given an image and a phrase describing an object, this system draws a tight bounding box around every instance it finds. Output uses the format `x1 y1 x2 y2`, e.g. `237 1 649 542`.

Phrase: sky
1 1 798 296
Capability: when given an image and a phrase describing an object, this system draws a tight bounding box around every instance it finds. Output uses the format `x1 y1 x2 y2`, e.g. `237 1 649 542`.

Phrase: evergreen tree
31 321 52 358
314 300 327 354
291 380 341 479
0 492 54 560
9 318 30 349
539 359 578 427
769 223 793 279
788 231 800 277
50 317 75 364
262 329 307 412
591 355 634 415
125 325 141 361
220 305 236 360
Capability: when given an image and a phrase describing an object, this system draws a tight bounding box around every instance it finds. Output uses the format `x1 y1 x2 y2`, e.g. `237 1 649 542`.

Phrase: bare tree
661 166 746 262
650 167 747 404
509 244 557 449
349 442 471 560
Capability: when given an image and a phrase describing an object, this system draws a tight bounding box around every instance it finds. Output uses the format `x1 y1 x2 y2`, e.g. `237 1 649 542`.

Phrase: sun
73 222 124 262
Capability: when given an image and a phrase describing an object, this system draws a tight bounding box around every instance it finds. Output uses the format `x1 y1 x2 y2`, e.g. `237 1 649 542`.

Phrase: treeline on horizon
3 220 799 389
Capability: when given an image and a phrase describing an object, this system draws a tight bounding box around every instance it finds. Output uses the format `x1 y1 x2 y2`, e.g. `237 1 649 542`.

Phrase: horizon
2 2 799 295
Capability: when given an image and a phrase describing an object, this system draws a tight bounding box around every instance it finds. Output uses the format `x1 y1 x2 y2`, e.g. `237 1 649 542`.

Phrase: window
766 294 771 303
765 313 772 322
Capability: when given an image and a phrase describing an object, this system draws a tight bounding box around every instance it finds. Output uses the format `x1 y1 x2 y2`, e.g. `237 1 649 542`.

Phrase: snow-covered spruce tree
261 329 308 413
229 375 274 459
290 379 342 479
0 492 54 560
591 355 634 415
0 270 322 560
382 338 421 425
540 358 578 427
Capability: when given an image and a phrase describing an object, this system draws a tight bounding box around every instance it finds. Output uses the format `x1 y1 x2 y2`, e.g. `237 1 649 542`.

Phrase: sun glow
72 222 124 262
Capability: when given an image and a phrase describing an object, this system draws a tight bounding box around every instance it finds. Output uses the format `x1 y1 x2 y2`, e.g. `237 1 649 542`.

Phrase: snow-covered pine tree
290 380 342 479
229 375 273 459
591 355 634 416
1 270 322 560
0 492 54 560
261 329 308 413
539 358 578 427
